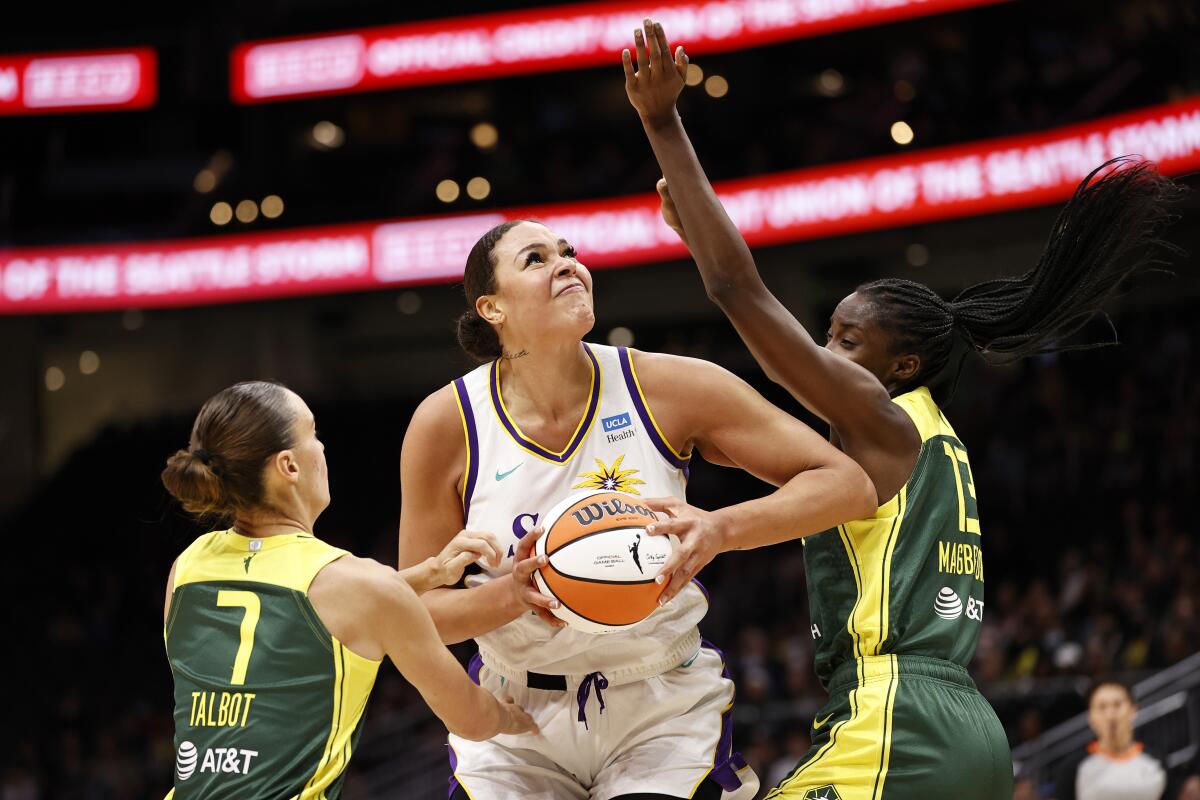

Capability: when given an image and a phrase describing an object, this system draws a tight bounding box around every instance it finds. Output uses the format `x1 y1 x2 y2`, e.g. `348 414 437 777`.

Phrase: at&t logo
175 740 259 780
933 587 984 621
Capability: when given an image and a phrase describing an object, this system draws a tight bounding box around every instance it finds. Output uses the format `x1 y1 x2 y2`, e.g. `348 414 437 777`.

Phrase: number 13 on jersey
943 441 980 534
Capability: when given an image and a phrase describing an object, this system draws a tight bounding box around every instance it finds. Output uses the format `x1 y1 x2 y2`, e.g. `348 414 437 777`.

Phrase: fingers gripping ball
532 491 678 634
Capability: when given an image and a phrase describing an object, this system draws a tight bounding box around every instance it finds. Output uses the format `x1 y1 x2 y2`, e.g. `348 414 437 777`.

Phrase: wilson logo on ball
569 497 657 527
533 490 677 634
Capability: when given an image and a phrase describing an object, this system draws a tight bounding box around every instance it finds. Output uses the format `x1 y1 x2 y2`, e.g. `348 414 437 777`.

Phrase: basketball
532 490 677 634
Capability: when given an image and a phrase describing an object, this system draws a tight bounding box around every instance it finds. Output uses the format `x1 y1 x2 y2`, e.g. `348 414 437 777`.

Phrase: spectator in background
1054 681 1166 800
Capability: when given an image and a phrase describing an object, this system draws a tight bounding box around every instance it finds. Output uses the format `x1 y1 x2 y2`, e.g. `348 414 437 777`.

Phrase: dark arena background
3 1 1200 798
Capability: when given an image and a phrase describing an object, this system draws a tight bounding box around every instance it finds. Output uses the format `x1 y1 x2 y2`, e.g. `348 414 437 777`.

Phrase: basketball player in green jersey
622 19 1182 800
160 381 536 799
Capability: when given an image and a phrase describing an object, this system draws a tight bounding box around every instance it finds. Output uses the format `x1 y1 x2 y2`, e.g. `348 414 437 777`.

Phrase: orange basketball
532 490 676 634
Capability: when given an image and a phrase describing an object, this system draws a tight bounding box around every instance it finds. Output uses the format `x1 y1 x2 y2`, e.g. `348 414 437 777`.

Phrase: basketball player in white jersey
399 219 877 800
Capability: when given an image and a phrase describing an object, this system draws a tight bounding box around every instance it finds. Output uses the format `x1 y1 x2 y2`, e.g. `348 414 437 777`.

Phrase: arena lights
608 326 635 347
79 350 100 375
470 122 499 151
209 202 233 226
436 180 461 203
193 170 218 194
466 177 492 201
1 98 1198 314
817 68 845 97
261 195 285 219
231 0 1011 103
121 309 144 331
891 121 915 146
906 243 930 267
45 367 65 392
235 200 259 224
704 75 729 98
396 290 422 314
0 48 156 115
311 120 345 149
685 64 703 87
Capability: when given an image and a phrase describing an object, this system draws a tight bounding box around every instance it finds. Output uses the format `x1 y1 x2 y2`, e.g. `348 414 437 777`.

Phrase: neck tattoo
502 349 530 360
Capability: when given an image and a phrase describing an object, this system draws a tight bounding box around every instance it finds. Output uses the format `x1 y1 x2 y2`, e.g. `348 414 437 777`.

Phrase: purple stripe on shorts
447 743 460 798
467 652 483 685
701 638 747 793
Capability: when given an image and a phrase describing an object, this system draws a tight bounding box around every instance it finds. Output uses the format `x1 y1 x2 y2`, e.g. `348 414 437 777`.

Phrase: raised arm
633 351 877 601
398 387 562 644
622 21 916 473
309 556 537 740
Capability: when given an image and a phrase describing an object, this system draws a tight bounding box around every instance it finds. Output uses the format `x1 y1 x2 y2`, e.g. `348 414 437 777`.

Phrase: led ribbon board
2 98 1198 313
231 0 1009 102
0 48 157 115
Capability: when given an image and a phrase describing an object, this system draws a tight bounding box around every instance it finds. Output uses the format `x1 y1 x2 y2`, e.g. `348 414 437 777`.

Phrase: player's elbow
704 274 754 307
838 459 879 519
446 691 501 741
446 715 493 741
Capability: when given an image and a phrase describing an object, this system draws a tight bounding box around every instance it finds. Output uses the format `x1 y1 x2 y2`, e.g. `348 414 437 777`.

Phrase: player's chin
560 303 595 335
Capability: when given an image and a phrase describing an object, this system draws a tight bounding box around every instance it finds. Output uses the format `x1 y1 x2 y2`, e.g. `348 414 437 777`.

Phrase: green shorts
766 655 1012 800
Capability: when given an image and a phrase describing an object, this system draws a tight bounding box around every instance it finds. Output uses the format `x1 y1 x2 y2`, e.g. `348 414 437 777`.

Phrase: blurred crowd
3 303 1196 798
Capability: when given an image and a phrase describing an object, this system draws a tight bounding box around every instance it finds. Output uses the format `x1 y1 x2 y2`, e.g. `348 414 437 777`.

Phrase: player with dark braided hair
622 18 1184 800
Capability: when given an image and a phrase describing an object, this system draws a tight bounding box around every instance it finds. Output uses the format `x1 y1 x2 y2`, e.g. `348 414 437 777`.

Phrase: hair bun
162 448 228 518
455 310 503 363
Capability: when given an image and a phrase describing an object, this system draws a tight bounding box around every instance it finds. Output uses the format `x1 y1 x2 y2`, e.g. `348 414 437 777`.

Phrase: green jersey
805 387 985 688
164 530 379 799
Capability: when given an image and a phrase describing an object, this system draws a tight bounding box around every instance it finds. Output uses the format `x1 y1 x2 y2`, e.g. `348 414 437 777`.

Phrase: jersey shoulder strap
893 385 958 443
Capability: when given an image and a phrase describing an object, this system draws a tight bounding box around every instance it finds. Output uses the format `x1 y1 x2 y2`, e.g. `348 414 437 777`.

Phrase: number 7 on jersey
216 590 261 685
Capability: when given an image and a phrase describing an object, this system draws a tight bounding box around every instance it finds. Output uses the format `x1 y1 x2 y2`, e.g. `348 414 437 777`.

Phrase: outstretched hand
623 19 688 128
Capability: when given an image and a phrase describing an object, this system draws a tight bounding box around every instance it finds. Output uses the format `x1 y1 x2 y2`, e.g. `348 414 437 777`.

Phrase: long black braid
858 157 1185 399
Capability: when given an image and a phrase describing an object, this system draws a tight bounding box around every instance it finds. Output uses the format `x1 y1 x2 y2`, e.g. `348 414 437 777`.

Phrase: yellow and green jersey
164 530 379 799
805 386 985 687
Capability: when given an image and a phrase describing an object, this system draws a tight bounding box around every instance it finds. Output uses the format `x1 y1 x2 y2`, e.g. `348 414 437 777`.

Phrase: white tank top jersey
451 342 707 682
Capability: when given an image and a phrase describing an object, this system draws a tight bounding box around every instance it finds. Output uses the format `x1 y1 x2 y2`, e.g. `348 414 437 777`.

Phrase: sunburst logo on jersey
572 455 646 495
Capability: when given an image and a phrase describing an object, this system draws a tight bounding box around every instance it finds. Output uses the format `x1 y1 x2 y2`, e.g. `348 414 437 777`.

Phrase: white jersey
451 342 706 680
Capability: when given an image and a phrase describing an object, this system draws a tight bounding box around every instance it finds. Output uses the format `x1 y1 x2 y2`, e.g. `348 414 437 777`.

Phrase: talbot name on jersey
938 541 984 582
571 498 656 527
189 690 256 728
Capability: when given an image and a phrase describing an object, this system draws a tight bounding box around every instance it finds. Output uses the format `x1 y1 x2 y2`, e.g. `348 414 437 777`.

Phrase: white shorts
448 643 759 800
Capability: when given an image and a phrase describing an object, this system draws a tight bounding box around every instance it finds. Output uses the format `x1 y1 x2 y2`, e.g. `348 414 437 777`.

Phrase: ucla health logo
602 412 636 444
602 412 631 432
